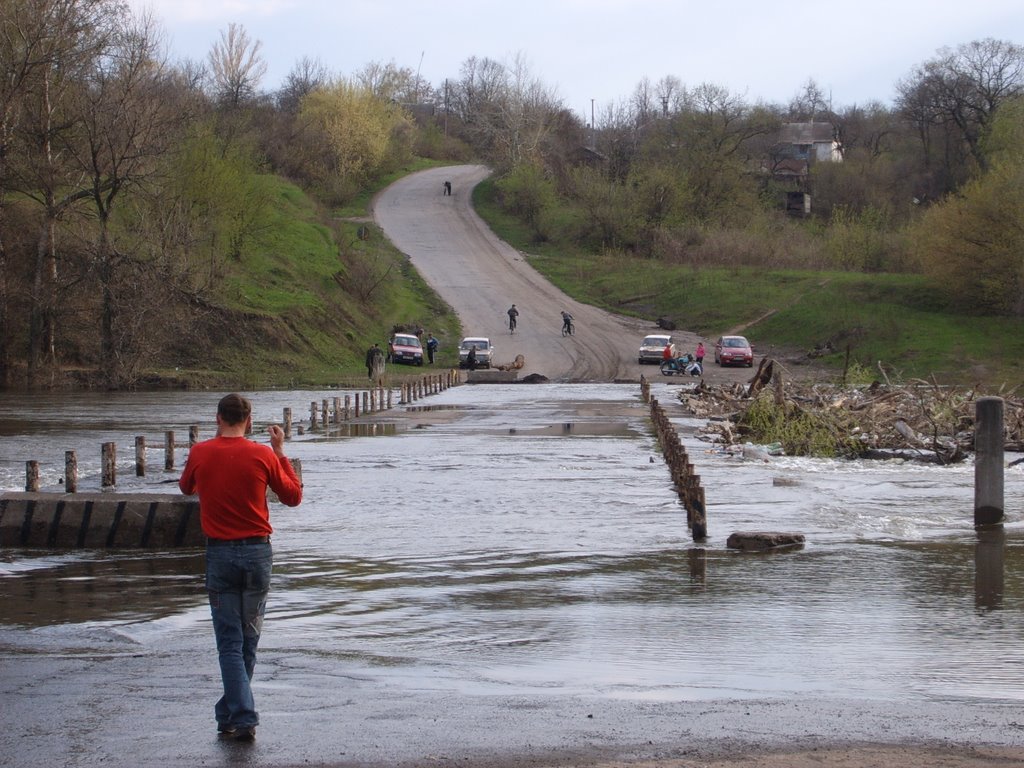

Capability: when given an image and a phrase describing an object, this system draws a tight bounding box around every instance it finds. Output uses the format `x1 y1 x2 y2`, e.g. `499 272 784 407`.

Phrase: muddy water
2 382 1024 710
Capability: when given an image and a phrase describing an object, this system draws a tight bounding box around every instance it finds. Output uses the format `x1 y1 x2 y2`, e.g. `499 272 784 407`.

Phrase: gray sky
129 0 1024 118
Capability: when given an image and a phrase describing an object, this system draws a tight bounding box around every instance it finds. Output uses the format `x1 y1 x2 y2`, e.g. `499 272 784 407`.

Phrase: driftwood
675 359 1023 463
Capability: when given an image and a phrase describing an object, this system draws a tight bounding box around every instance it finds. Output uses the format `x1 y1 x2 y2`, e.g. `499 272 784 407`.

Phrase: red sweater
178 435 302 540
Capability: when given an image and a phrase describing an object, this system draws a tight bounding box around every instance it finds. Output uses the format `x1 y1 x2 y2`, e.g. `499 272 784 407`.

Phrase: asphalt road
373 164 753 385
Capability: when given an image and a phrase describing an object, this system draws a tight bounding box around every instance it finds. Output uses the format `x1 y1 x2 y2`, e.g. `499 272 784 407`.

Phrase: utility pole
590 98 596 150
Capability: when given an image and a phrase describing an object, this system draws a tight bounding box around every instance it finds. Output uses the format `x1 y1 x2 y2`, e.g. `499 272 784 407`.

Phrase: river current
2 382 1023 706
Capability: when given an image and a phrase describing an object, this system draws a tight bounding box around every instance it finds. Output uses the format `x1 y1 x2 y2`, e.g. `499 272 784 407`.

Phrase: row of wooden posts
641 376 708 541
21 371 461 494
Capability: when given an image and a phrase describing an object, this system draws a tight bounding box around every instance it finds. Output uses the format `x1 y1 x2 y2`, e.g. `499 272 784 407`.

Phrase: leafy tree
912 99 1024 315
495 161 556 241
298 80 414 203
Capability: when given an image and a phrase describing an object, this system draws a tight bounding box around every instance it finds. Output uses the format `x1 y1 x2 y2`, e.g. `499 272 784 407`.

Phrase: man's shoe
233 726 256 742
216 723 236 736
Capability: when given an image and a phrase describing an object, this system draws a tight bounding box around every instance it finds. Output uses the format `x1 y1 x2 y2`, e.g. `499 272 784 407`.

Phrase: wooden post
135 436 146 477
102 442 116 488
310 401 318 428
284 408 293 439
975 397 1005 527
354 395 361 418
344 395 351 420
65 451 77 493
333 397 341 424
164 431 174 471
189 425 199 446
362 391 368 414
25 460 39 492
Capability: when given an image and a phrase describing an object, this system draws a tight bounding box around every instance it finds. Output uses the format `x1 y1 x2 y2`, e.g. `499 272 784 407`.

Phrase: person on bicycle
507 304 519 332
561 310 574 335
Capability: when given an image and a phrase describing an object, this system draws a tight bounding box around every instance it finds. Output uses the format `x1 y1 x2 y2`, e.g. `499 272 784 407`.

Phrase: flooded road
2 383 1024 766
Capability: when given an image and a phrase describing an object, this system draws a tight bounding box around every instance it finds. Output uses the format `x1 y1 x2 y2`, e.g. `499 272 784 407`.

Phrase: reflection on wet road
3 382 1024 707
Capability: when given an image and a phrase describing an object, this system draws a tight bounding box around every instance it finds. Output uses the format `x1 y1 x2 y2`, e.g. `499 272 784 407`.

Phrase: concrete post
135 436 146 476
164 431 174 471
974 396 1004 527
65 451 77 493
102 442 116 488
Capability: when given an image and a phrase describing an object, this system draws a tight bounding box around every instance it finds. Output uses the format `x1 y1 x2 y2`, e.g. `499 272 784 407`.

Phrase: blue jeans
205 541 272 730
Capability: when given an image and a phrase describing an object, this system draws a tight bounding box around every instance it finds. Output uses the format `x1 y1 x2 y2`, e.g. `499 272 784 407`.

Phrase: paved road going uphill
374 164 728 383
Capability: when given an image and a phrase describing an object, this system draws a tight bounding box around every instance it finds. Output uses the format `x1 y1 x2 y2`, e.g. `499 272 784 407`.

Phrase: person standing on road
426 334 438 364
178 393 303 742
443 180 452 196
507 304 519 332
695 341 705 365
365 343 384 381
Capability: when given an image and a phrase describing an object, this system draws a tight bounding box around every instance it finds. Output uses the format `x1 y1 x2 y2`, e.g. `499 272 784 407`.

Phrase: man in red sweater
179 393 302 742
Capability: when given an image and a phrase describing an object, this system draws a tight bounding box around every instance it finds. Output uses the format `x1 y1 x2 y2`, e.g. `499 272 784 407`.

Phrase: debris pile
673 360 1024 463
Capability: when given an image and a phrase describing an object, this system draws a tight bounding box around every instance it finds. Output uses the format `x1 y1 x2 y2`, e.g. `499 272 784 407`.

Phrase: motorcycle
660 353 703 377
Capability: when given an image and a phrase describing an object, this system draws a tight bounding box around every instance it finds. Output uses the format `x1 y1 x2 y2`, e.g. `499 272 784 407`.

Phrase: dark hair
217 393 252 426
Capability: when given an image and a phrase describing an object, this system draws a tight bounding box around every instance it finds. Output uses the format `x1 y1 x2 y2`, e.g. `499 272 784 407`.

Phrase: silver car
638 334 675 364
459 337 493 369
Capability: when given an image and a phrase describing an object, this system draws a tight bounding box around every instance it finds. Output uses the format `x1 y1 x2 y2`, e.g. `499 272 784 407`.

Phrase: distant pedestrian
466 346 477 370
426 334 438 364
695 342 705 365
507 304 519 333
365 343 384 381
443 180 452 196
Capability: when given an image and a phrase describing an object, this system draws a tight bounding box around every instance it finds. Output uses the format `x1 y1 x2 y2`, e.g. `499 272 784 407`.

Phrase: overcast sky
128 0 1024 119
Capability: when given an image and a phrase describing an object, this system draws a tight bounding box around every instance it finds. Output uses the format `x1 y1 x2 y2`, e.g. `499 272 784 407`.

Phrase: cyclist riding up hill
507 304 519 332
561 311 573 335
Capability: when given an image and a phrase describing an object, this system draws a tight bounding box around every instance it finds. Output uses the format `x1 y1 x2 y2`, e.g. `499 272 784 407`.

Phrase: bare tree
897 38 1024 173
10 0 119 387
277 55 328 113
207 22 267 108
73 10 185 386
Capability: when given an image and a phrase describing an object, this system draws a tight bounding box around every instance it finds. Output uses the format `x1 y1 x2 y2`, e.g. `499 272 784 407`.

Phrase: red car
389 333 424 366
714 335 754 367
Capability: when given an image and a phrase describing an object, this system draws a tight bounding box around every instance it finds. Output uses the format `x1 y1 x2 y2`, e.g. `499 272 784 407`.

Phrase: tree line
2 0 1021 389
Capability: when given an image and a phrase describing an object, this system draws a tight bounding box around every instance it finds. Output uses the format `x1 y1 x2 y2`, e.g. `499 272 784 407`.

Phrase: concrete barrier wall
0 493 203 549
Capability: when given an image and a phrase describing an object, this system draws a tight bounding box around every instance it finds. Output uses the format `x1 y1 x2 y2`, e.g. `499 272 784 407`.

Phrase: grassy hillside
161 164 462 389
472 179 1024 388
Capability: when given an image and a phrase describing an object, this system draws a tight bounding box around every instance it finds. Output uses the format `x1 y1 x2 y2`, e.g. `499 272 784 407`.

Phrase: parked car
389 333 424 366
638 334 675 365
459 337 493 369
714 335 754 367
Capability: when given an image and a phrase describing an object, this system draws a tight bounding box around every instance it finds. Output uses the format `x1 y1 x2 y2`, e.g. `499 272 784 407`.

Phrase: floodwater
2 382 1024 765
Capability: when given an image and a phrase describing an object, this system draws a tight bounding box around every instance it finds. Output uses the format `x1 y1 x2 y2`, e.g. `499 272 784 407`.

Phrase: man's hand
268 424 286 456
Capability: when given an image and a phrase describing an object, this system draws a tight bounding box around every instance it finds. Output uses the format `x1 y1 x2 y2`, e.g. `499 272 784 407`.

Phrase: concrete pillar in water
974 396 1004 527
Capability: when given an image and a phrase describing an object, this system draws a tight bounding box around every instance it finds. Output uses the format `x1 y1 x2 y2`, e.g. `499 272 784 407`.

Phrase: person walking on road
507 304 519 333
178 394 303 742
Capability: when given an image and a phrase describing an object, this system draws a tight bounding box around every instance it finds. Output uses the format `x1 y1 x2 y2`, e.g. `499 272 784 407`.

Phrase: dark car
714 335 754 367
389 333 424 366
